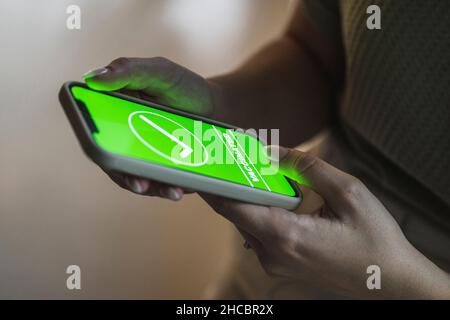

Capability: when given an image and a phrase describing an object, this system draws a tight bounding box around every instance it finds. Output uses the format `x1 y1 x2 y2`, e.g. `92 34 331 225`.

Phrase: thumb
266 145 357 212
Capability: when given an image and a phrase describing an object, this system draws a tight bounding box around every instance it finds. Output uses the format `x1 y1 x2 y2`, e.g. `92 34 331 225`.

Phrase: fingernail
83 67 109 80
125 177 145 194
167 188 182 201
265 145 289 163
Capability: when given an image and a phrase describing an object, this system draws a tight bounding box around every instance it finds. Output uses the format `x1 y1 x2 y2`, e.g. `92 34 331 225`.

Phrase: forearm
209 34 335 147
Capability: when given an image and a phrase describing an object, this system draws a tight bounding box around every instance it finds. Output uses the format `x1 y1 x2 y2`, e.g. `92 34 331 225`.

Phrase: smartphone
59 81 301 209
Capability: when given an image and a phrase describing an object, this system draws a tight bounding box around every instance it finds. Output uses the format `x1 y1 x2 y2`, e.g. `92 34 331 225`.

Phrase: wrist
383 241 450 299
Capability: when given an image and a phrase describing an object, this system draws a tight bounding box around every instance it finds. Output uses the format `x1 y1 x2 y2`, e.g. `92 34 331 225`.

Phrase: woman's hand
202 146 450 299
83 57 220 200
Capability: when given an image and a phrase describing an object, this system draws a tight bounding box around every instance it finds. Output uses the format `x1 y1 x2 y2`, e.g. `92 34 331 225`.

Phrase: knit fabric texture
300 0 450 205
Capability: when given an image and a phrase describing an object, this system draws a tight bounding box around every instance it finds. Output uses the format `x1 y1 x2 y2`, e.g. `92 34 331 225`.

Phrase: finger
122 175 151 195
156 184 184 201
199 193 291 241
148 183 192 198
83 57 151 91
82 57 212 114
128 177 183 201
108 172 183 201
266 145 370 214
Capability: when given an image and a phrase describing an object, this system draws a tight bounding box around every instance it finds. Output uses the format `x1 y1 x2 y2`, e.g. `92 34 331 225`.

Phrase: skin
83 5 450 298
202 146 450 299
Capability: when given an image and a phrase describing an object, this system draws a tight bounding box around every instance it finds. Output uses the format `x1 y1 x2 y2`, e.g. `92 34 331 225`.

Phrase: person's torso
211 0 450 299
339 0 450 207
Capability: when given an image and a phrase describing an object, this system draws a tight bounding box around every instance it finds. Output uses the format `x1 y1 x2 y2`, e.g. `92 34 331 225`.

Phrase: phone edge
58 81 302 210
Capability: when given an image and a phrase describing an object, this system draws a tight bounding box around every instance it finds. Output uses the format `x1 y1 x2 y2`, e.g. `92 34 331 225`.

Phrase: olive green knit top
300 0 450 207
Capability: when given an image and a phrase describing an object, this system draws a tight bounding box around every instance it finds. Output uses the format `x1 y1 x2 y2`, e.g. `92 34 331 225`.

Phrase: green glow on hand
72 86 296 197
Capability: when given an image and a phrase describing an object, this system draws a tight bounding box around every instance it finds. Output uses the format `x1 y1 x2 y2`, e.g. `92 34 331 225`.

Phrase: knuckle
266 231 296 257
282 224 307 256
110 57 131 68
151 56 172 65
339 176 365 201
150 56 178 73
150 57 185 88
292 152 318 174
274 223 294 246
265 219 286 244
262 210 295 245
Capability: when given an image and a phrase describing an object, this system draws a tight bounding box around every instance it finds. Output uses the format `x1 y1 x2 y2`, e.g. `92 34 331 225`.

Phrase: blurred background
0 0 294 298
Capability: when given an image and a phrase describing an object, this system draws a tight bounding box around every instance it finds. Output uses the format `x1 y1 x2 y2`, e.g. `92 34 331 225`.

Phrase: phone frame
59 81 301 209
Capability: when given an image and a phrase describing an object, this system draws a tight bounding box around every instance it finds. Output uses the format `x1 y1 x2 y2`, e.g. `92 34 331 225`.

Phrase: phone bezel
59 81 301 209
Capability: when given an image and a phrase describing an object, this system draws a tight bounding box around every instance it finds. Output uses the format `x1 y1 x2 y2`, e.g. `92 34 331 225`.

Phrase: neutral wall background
0 0 293 299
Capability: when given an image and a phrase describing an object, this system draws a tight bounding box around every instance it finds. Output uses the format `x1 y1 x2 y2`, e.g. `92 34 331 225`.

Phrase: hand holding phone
61 57 301 208
82 57 217 201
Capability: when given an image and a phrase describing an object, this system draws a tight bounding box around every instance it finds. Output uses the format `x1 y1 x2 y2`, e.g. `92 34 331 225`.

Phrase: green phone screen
71 86 296 197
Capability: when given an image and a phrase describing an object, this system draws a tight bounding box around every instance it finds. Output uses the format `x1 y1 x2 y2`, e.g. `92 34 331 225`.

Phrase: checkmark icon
139 115 193 159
